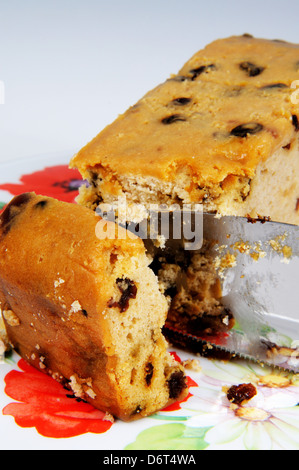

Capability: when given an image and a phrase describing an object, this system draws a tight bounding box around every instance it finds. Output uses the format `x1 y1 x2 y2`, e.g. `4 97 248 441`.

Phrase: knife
97 203 299 372
160 212 299 373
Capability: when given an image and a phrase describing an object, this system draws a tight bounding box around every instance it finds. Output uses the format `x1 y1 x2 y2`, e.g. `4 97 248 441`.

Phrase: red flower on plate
0 165 85 203
2 353 197 438
3 359 113 438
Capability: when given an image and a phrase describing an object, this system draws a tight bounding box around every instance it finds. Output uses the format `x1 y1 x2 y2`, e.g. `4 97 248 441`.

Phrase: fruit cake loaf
70 34 299 225
69 34 299 338
0 193 188 421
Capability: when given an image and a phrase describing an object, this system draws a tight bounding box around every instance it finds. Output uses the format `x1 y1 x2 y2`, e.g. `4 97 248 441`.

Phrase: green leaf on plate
125 423 210 450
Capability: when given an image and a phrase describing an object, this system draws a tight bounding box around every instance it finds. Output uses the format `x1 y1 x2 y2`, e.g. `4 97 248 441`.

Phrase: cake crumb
154 234 166 249
70 300 82 314
214 252 237 278
69 374 96 399
0 339 6 360
51 371 63 381
282 245 292 259
39 356 46 369
103 412 115 423
85 387 97 399
69 374 84 397
0 314 10 352
3 309 20 326
268 234 292 261
54 278 65 288
182 358 201 372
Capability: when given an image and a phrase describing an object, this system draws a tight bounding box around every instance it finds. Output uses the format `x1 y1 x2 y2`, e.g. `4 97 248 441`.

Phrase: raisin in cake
0 193 188 421
70 34 299 337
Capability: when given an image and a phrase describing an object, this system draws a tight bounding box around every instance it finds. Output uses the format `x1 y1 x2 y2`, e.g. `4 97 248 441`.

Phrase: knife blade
162 213 299 373
97 202 299 372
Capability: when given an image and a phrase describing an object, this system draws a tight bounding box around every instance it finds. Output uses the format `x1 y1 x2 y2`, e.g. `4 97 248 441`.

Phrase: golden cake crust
0 193 188 421
70 35 299 194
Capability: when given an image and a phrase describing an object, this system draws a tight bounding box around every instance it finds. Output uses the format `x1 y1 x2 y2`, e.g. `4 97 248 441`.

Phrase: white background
0 0 299 165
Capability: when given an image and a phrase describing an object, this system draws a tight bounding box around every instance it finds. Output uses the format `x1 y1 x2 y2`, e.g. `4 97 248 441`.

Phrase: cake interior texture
0 193 188 421
75 135 299 226
70 34 299 337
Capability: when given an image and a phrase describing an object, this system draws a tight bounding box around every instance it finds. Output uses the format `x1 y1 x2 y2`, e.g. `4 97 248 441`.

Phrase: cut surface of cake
70 34 299 338
0 193 188 421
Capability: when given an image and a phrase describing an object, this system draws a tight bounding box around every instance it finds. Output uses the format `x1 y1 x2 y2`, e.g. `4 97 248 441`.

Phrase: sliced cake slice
0 193 188 421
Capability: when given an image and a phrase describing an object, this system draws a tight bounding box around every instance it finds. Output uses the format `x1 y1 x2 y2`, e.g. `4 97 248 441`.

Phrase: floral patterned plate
0 154 299 451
